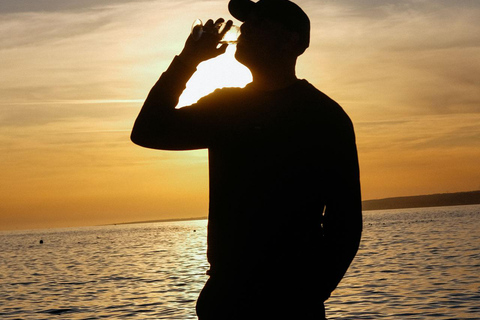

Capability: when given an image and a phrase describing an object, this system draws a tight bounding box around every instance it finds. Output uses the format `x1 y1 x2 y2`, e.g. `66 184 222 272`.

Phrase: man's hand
178 18 233 68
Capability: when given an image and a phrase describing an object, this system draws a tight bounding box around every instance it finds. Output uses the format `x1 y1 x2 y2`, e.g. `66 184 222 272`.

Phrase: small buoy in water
39 239 44 244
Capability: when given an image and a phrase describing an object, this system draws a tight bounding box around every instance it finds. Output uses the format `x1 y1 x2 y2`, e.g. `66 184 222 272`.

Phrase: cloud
0 100 139 127
298 0 480 117
0 2 174 123
354 113 480 199
0 10 114 50
0 0 227 101
356 113 480 153
0 0 157 14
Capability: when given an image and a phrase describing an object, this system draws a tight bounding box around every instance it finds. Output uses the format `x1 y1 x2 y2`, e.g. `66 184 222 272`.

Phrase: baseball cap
228 0 310 53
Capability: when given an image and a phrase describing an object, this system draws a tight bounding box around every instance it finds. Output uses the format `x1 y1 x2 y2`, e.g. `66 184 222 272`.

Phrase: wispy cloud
0 0 226 102
0 101 138 127
357 114 480 152
0 0 157 14
300 0 480 116
0 10 113 49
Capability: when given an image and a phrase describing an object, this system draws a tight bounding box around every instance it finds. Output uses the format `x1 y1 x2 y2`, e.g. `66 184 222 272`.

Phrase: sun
176 45 252 108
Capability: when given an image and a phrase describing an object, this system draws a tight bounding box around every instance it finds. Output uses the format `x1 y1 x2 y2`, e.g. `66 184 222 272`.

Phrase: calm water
1 205 479 319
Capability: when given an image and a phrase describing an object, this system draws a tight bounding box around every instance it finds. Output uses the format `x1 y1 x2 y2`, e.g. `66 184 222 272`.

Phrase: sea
1 205 479 319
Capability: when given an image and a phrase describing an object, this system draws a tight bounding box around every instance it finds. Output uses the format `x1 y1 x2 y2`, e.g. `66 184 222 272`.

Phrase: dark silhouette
131 0 362 319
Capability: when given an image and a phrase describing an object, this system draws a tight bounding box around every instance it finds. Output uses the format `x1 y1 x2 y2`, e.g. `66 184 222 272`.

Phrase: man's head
229 0 310 55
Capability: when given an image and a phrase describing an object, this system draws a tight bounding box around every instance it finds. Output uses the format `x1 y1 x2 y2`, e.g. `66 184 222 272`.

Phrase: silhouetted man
131 0 362 319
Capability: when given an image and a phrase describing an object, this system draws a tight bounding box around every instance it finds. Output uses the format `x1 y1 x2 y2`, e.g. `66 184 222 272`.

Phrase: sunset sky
1 0 479 230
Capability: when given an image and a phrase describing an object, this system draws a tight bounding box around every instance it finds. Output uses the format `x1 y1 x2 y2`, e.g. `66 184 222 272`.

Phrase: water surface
1 205 479 319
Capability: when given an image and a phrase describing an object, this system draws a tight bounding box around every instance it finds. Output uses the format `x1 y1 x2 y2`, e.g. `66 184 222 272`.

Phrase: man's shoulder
202 86 246 101
189 86 247 111
297 80 338 106
296 80 352 124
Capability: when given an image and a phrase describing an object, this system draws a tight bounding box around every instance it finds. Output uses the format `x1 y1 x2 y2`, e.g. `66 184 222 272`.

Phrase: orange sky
1 0 479 231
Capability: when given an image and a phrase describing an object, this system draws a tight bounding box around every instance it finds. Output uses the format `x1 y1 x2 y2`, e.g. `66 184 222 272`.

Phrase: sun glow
177 45 252 108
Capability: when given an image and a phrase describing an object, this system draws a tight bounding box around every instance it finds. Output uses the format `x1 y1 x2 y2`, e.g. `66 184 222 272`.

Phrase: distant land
362 190 480 211
115 191 480 226
112 216 208 225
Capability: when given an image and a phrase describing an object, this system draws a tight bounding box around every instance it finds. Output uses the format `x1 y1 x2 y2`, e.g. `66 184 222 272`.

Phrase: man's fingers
204 18 231 38
204 19 214 29
214 18 225 26
219 20 233 38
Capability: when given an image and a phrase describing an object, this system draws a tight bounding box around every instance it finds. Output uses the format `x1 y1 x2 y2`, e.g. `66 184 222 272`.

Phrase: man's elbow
130 132 142 147
130 125 158 149
131 125 180 150
130 126 146 147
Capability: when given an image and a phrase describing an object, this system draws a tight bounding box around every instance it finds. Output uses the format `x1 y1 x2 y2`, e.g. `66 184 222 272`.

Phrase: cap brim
228 0 255 22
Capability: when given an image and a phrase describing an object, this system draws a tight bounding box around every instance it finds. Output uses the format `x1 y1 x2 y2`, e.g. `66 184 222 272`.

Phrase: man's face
235 13 290 68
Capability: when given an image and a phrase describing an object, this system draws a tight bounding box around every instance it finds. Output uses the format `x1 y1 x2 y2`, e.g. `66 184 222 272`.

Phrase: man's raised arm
131 19 232 150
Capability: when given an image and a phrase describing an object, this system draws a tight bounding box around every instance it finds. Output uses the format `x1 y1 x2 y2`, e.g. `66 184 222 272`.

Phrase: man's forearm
324 215 362 291
131 56 197 148
143 55 197 110
321 197 362 298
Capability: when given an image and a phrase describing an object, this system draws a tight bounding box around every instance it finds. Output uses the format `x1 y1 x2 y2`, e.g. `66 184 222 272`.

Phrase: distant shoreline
362 190 480 211
113 190 480 226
